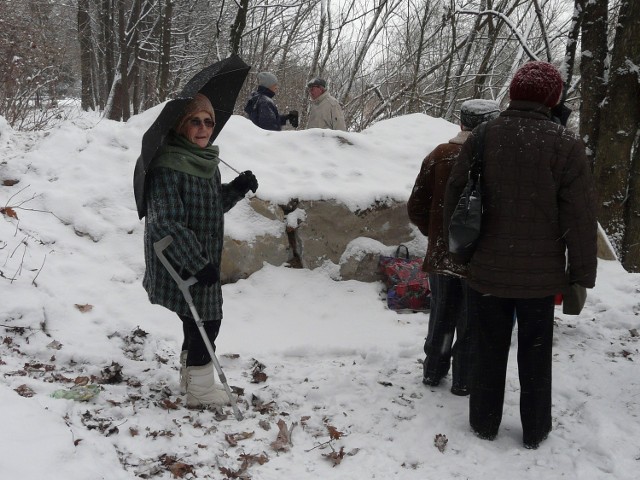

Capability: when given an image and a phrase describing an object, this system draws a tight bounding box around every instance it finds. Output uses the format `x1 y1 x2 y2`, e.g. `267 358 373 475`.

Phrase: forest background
1 0 639 271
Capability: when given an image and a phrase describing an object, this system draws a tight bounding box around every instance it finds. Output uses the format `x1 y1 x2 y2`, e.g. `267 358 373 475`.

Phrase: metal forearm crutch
154 235 243 421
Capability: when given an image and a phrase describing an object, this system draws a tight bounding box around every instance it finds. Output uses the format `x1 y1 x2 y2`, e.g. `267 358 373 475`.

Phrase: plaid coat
143 157 244 322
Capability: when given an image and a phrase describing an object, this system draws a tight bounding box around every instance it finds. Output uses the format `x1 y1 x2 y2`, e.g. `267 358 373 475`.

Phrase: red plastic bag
379 245 430 312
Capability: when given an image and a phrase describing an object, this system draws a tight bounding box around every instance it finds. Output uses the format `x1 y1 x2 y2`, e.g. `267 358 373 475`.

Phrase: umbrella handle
219 157 241 175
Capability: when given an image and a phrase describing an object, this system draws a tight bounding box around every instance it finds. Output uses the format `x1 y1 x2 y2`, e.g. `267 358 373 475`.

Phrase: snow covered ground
1 107 639 480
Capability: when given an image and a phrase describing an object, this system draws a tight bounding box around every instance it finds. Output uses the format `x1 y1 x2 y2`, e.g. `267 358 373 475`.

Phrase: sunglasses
189 117 215 129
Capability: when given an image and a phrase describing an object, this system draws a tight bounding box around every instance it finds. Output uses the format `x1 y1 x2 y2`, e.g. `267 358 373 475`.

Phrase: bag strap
469 121 488 183
395 244 410 259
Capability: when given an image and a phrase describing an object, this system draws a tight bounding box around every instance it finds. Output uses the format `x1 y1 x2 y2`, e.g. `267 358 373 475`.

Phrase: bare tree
591 0 640 269
579 0 608 164
78 0 95 111
0 0 76 130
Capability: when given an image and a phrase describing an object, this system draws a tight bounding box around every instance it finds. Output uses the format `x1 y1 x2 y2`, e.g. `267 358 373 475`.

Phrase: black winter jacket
443 101 598 298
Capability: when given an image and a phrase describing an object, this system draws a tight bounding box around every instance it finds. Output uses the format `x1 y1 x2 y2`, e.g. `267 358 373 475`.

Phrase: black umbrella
133 54 251 219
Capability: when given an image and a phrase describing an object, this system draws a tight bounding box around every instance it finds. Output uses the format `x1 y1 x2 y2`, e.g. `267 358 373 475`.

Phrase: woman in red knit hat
443 61 598 449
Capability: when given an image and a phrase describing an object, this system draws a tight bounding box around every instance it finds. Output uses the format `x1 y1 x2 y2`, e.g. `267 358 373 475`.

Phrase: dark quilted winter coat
407 131 470 277
443 100 597 298
244 86 288 131
143 142 244 322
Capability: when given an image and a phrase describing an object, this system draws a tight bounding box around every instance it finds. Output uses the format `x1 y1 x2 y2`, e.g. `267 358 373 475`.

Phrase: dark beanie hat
509 61 563 108
460 99 500 129
175 93 215 138
307 77 327 89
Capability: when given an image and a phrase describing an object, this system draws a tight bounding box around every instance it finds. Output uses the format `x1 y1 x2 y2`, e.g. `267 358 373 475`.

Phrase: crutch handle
153 236 198 302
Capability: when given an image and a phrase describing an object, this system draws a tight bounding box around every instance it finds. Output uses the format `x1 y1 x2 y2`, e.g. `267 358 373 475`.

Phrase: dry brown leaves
322 446 345 466
434 433 448 453
74 303 93 313
14 384 35 397
251 394 276 415
160 398 181 410
327 424 344 440
160 454 194 478
250 359 267 383
270 419 297 452
1 206 18 219
219 452 269 479
224 431 255 446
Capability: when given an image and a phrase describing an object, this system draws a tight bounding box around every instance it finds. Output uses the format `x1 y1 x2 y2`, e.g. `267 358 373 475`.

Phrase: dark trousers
423 273 471 387
179 315 221 367
466 288 554 445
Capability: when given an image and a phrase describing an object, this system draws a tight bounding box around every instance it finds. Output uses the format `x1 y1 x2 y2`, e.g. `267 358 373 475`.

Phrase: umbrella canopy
133 54 251 219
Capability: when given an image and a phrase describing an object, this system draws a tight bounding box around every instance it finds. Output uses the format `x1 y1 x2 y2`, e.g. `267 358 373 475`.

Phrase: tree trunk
617 0 640 271
77 0 95 111
579 0 608 167
229 0 249 55
157 0 173 101
593 0 640 259
102 0 116 107
118 0 130 121
624 131 640 271
560 1 583 97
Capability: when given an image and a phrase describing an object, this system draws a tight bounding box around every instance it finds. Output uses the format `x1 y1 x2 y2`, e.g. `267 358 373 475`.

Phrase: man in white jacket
306 78 347 131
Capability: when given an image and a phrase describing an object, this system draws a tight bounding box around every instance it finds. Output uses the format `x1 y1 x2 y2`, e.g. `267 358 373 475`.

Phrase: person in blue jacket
244 72 298 131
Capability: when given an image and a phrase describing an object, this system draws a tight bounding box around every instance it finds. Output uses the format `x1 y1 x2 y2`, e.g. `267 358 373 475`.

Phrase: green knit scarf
152 132 220 179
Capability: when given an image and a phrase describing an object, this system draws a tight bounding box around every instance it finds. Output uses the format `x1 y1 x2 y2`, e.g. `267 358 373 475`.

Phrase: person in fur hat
244 72 298 131
143 93 258 408
408 99 500 397
443 61 597 449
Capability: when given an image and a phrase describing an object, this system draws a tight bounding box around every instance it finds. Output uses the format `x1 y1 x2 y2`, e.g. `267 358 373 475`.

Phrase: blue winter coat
244 86 288 131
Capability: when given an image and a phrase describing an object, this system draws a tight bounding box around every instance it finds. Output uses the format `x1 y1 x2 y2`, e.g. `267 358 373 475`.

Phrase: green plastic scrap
50 384 100 401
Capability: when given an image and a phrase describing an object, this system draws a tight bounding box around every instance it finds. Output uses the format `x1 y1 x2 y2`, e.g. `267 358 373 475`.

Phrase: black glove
230 170 258 195
195 263 219 286
288 110 299 128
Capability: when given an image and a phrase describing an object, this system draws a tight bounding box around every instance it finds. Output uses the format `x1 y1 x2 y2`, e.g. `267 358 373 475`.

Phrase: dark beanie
460 99 500 129
509 61 563 108
307 77 327 89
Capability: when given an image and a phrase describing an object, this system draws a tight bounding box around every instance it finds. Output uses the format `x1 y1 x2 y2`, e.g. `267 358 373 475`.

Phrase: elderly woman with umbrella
141 92 257 408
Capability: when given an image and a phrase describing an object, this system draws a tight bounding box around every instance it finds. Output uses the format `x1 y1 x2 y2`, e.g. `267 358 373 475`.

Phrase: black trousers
179 315 221 367
467 288 554 445
423 273 472 387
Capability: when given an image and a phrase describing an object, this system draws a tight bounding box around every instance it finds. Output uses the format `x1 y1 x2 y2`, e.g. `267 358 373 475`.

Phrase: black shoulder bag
448 122 487 262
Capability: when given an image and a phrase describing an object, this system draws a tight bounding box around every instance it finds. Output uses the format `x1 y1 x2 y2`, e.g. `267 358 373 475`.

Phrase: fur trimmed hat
509 61 563 108
257 71 278 88
175 93 215 138
460 99 500 129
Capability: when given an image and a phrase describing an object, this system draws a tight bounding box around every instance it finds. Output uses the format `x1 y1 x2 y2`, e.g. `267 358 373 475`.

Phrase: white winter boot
186 362 234 408
179 350 188 394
